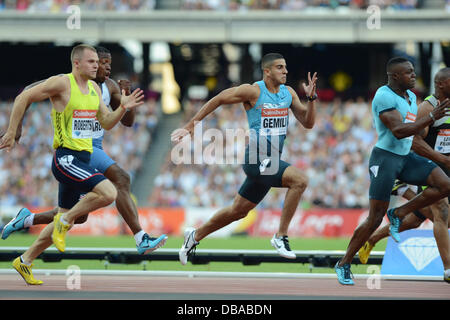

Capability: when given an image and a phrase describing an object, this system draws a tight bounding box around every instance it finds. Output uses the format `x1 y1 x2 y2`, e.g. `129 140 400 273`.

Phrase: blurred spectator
0 0 428 12
150 95 376 209
0 97 160 207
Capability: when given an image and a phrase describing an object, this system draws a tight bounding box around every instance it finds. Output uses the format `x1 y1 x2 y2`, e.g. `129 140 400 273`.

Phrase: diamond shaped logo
370 165 379 178
398 237 440 272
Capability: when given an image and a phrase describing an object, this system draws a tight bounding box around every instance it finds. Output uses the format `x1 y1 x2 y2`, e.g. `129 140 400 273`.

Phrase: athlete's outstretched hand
171 120 195 144
120 88 144 110
0 124 22 145
302 72 318 99
0 129 16 152
431 98 450 121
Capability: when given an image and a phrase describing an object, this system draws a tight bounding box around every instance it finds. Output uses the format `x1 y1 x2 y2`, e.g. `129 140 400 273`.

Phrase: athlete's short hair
94 46 111 57
386 57 411 73
71 44 97 64
261 53 284 70
434 67 450 83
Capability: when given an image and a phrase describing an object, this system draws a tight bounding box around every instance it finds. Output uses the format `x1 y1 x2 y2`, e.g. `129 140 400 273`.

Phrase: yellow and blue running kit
51 73 107 210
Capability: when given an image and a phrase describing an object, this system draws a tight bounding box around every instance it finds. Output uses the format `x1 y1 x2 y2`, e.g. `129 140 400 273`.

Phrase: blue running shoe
1 208 31 240
137 233 168 255
387 208 401 242
335 261 354 285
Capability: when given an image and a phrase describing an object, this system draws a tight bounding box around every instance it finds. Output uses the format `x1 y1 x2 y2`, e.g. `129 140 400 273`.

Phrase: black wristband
307 93 318 101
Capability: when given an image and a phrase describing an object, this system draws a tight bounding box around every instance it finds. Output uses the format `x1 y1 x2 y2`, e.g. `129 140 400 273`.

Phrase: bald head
435 67 450 83
434 67 450 99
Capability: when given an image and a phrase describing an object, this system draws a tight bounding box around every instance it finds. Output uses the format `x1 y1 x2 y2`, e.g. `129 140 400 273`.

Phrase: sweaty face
393 62 416 90
266 59 288 84
75 49 99 80
437 76 450 98
96 53 112 83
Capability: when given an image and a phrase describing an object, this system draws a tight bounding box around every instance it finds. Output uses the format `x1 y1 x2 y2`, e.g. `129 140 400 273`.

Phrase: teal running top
372 85 417 155
245 80 292 158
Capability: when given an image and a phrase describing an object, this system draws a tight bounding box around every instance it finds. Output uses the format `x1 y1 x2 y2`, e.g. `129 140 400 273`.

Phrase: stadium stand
0 0 440 12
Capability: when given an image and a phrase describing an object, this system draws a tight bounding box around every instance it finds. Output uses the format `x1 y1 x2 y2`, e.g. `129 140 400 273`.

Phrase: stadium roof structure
0 10 449 43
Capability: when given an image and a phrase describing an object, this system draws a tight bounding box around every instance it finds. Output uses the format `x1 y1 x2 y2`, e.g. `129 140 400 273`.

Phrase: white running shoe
179 227 199 265
444 269 450 283
271 234 296 259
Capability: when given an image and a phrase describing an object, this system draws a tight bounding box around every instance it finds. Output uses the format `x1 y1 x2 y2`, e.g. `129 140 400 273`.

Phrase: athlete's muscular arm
287 72 318 129
380 98 450 139
0 76 66 151
107 78 135 127
412 100 450 169
93 81 144 130
171 84 259 142
287 87 315 129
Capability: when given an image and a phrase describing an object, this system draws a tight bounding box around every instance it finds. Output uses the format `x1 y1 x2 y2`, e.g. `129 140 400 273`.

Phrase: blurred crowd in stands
0 96 159 207
182 0 422 11
150 95 382 209
0 86 429 210
0 0 437 12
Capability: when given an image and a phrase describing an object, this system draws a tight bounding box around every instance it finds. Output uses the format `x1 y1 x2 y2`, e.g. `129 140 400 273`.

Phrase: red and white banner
28 207 185 236
249 208 376 237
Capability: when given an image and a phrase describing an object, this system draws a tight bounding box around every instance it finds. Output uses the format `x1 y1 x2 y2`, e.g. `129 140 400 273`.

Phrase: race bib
72 109 96 139
404 111 416 141
435 129 450 154
92 118 104 139
260 107 288 136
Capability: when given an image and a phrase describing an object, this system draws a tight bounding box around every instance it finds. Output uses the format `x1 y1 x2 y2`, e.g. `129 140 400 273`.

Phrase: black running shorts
238 154 291 204
368 147 437 201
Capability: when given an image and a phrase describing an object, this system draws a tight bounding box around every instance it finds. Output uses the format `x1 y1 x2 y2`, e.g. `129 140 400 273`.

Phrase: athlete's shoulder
105 77 120 94
89 79 101 90
284 85 296 95
237 82 260 96
374 85 392 97
41 74 69 93
373 85 395 102
24 74 66 91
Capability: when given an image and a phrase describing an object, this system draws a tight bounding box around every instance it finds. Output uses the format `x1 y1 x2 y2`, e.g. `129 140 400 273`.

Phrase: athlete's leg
21 208 68 264
104 164 141 235
394 167 450 220
61 180 117 225
33 208 58 225
430 198 450 269
340 198 388 266
194 194 257 242
368 188 428 246
368 213 424 246
278 165 308 237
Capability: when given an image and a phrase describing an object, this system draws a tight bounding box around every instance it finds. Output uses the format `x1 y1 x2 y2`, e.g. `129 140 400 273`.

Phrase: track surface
1 274 449 300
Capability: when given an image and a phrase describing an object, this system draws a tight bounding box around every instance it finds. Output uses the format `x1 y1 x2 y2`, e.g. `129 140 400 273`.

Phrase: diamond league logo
398 237 440 272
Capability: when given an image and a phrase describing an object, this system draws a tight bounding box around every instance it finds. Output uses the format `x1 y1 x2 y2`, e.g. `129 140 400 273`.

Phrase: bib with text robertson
72 109 97 139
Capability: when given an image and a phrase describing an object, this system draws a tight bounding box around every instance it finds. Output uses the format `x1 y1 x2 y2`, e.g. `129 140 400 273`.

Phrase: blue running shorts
89 146 116 174
51 147 107 209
